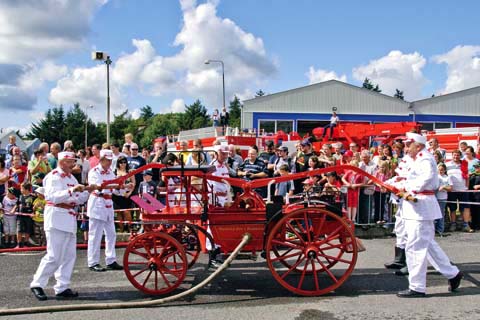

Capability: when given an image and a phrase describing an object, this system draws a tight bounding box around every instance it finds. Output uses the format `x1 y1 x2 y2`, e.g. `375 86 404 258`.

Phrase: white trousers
30 229 76 294
404 219 459 293
87 218 117 267
394 208 407 249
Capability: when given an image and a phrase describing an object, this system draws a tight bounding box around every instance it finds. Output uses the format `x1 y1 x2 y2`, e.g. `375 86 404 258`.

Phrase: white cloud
49 65 126 123
432 45 480 94
113 39 157 87
352 50 427 100
170 98 186 113
306 67 347 84
19 61 68 91
130 108 142 120
0 0 106 64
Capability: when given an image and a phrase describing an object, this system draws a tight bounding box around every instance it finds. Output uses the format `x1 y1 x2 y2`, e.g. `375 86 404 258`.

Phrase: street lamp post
92 51 112 144
204 59 225 111
105 56 112 144
84 105 94 149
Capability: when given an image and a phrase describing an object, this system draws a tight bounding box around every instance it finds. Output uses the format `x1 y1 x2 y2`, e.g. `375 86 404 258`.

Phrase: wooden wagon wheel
266 207 357 296
123 231 188 295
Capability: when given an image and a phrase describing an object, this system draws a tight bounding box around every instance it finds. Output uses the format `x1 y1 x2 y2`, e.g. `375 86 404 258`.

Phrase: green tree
108 110 135 144
27 106 66 143
394 89 405 100
140 105 155 121
362 78 382 93
229 95 242 128
177 99 209 130
140 113 181 147
63 103 89 149
255 89 265 97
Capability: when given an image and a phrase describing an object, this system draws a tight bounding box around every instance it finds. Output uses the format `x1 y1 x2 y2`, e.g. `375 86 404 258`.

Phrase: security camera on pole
92 51 112 144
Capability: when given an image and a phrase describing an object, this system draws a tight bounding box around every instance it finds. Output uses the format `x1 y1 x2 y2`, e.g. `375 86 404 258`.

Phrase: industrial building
242 80 480 135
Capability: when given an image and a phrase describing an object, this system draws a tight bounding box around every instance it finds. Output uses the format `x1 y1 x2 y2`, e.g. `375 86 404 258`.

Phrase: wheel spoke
302 212 312 242
272 239 303 250
129 247 149 260
132 266 150 278
285 221 306 245
158 268 172 287
142 269 153 287
311 259 320 291
315 256 338 283
270 250 303 263
280 254 306 280
319 253 351 264
296 258 309 290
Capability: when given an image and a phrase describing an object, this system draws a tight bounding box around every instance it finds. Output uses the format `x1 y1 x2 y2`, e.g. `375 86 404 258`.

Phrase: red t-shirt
9 165 27 189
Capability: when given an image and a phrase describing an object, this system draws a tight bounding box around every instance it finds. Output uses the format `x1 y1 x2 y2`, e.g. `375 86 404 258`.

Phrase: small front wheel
123 231 188 295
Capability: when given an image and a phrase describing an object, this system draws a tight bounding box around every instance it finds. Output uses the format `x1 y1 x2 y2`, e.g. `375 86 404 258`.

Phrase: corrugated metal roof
244 80 410 115
412 85 480 116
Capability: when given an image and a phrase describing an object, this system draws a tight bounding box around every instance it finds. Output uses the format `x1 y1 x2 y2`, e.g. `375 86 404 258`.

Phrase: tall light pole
84 105 94 149
204 59 225 111
92 51 112 144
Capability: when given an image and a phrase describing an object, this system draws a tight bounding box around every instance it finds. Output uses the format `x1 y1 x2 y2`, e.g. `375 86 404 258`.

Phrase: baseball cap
58 151 76 161
143 170 153 176
214 145 229 153
35 187 45 195
343 150 354 157
100 149 114 160
277 146 289 152
300 139 311 146
407 133 427 145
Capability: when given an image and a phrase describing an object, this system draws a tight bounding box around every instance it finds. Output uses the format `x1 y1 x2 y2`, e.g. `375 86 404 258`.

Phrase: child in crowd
436 163 452 235
32 187 46 246
275 164 295 199
2 188 17 247
14 182 35 248
341 160 363 222
372 160 392 224
138 170 158 199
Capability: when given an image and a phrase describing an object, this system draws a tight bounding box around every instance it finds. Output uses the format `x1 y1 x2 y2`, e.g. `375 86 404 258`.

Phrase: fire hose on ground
0 233 252 316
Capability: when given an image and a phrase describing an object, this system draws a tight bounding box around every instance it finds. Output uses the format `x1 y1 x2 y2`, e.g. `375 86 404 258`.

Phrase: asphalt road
0 232 479 320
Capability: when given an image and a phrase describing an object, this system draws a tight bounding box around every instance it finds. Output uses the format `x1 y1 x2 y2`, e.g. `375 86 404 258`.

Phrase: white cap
405 132 426 145
100 149 114 160
58 151 76 161
35 187 45 195
214 145 229 153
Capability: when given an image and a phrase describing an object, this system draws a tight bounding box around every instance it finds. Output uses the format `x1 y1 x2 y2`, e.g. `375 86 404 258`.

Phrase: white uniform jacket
87 165 126 221
209 159 230 206
43 168 90 234
402 148 441 221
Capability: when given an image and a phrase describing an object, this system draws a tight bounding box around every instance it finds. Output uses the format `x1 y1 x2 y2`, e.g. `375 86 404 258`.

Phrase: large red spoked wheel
124 231 188 295
266 207 357 296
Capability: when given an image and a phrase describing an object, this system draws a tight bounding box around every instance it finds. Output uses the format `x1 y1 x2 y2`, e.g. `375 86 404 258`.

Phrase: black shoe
106 261 123 270
397 289 426 298
395 266 409 276
56 288 78 299
448 272 463 292
89 264 106 272
31 287 47 301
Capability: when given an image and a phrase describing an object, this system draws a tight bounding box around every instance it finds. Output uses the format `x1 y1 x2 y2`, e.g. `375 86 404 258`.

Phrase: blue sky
1 0 479 133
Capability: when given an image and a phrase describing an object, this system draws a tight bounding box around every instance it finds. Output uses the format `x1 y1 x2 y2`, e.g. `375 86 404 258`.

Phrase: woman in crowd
436 163 452 235
464 146 479 174
372 160 391 224
112 156 134 232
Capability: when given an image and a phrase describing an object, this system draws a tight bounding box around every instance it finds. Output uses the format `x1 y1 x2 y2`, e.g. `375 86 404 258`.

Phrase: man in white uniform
384 134 414 276
397 133 462 297
30 152 91 301
87 149 134 272
207 145 231 267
